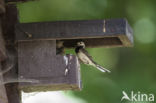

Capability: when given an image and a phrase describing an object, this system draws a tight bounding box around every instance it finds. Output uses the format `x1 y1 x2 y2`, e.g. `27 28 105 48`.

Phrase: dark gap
57 37 122 48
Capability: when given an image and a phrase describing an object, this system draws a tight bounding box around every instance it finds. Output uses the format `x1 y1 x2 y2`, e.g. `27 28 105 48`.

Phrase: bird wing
79 48 97 65
79 48 93 59
77 48 110 73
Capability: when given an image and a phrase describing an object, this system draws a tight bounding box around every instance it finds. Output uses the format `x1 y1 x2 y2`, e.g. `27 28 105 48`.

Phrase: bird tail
95 64 111 73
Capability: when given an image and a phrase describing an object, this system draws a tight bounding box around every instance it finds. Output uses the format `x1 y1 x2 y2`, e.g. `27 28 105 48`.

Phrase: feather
95 64 111 73
79 49 93 59
75 41 111 73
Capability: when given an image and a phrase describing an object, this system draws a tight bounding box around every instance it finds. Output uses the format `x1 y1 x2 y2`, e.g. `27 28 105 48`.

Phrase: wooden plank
2 47 20 103
1 5 19 45
0 21 6 62
2 5 20 103
0 85 8 103
18 40 81 92
0 64 8 103
0 2 8 103
15 18 133 48
0 0 5 14
5 84 20 103
6 0 35 4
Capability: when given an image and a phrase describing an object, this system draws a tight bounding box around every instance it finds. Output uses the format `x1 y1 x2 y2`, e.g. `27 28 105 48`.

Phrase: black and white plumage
75 41 110 73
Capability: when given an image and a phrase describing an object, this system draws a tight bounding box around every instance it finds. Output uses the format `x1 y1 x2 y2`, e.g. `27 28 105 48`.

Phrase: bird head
56 41 64 48
77 41 85 48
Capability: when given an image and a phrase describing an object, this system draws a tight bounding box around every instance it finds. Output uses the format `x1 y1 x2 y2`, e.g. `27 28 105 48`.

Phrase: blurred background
17 0 156 103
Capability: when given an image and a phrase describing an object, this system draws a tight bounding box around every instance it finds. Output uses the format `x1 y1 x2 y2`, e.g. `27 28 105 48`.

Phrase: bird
56 41 69 76
56 41 64 55
75 41 111 73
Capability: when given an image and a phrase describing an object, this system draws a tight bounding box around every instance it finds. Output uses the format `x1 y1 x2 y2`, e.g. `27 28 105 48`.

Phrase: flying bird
75 41 110 73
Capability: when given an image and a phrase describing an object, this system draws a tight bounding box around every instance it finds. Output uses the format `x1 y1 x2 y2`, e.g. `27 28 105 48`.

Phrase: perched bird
56 41 69 76
75 41 110 73
56 41 64 55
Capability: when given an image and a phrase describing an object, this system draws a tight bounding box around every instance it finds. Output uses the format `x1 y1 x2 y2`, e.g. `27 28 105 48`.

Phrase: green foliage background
17 0 156 103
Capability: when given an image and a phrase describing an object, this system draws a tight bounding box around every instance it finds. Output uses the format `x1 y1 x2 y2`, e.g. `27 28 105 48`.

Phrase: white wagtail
75 41 111 73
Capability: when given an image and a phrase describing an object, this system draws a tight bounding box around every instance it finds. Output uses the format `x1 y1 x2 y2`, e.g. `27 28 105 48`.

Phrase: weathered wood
18 40 81 92
5 84 20 103
0 85 8 103
1 5 19 45
0 20 6 62
2 5 20 103
6 0 35 4
0 64 8 103
0 2 8 103
15 19 133 48
0 0 5 14
6 0 30 2
3 47 20 103
0 29 6 61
